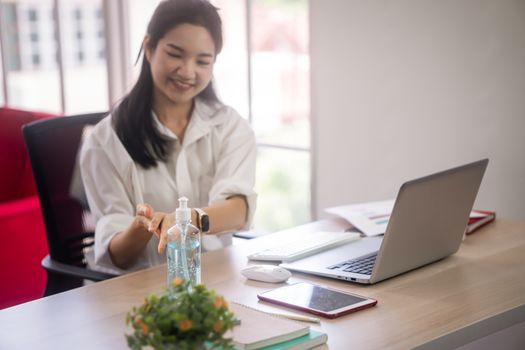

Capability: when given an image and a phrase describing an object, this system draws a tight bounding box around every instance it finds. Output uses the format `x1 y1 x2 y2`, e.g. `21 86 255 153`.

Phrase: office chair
23 113 118 296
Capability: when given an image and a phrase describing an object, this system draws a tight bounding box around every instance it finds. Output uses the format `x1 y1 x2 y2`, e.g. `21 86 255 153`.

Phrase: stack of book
228 302 328 350
466 210 496 235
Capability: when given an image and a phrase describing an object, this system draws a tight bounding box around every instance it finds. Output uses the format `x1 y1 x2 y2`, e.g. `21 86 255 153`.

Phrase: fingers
136 204 173 255
160 212 175 232
158 230 168 254
136 203 154 219
148 213 165 237
156 213 176 255
134 215 151 229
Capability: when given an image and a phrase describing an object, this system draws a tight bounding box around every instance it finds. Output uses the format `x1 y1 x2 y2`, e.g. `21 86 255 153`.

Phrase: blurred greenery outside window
247 0 310 234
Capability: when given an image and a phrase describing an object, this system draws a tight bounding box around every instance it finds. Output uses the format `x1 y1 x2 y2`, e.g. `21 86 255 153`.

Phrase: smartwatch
194 208 209 233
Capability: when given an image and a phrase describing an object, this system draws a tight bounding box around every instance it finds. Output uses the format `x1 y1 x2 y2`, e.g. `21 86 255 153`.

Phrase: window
208 0 250 118
0 0 108 113
31 53 40 66
248 0 310 233
127 1 159 80
30 32 39 42
74 7 82 20
76 51 84 63
208 0 310 233
0 47 4 105
1 0 61 112
62 1 108 114
28 8 38 22
250 1 310 149
201 0 309 233
255 147 310 230
94 5 105 62
1 3 21 72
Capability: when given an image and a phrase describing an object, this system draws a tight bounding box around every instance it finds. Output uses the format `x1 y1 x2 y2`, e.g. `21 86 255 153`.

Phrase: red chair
0 107 55 309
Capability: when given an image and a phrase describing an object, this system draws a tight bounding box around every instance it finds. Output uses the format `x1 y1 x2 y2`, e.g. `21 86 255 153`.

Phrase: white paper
469 210 486 218
326 200 483 237
325 200 395 236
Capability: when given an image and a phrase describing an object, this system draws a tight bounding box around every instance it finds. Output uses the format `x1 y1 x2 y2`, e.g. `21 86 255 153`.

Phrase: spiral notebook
228 302 310 350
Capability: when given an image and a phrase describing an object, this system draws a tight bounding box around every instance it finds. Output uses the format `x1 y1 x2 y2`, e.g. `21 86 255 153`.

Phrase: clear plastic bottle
166 197 201 290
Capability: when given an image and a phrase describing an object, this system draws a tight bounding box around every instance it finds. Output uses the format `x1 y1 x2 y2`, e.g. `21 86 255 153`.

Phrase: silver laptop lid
370 159 488 283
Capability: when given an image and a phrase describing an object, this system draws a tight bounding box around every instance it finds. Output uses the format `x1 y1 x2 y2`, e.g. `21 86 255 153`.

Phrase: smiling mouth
170 78 194 91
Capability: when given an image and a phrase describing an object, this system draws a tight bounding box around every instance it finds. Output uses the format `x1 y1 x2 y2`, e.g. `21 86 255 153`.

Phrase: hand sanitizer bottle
166 197 201 290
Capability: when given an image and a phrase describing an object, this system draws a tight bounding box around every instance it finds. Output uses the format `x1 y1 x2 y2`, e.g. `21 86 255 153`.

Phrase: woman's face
145 23 216 107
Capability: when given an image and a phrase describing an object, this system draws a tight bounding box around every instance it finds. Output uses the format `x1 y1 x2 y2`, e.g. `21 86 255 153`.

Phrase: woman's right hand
136 203 165 237
108 203 161 269
136 203 175 254
135 203 154 227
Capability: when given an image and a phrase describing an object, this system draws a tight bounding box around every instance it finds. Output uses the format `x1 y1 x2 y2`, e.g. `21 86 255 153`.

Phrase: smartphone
257 282 377 319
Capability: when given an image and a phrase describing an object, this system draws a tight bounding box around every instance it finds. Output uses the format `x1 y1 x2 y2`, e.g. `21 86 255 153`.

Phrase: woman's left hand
147 211 176 254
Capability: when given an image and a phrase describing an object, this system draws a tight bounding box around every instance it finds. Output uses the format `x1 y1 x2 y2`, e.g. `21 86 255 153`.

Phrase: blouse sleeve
79 123 151 273
208 109 257 229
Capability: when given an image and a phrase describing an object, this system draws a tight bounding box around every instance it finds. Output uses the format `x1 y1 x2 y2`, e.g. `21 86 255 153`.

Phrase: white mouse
241 265 292 283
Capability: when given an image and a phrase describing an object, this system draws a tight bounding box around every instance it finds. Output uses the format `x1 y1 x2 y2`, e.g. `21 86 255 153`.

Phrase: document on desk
325 200 395 236
326 200 491 237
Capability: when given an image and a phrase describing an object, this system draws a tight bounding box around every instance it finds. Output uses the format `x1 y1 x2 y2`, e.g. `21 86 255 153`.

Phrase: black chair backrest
23 113 106 267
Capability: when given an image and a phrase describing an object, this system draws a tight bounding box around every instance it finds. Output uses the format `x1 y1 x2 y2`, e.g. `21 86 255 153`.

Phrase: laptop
280 159 489 284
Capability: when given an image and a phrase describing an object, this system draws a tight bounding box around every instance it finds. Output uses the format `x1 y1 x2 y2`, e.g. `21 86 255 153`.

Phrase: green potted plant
126 277 236 350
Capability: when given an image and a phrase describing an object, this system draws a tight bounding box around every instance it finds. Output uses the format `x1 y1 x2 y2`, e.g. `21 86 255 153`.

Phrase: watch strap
194 208 209 233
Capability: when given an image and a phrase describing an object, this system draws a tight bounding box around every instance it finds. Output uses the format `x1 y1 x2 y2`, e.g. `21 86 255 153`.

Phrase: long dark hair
113 0 223 169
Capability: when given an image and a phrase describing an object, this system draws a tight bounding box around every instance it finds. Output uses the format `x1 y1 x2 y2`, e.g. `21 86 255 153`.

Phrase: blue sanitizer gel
166 197 201 290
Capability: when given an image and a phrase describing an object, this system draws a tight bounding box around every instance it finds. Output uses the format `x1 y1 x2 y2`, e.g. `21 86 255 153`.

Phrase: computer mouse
241 265 292 283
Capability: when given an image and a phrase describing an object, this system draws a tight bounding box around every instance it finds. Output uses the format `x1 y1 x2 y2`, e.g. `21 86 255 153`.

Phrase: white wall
311 0 525 220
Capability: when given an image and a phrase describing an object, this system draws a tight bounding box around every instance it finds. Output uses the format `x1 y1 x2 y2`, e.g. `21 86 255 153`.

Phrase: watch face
201 214 210 232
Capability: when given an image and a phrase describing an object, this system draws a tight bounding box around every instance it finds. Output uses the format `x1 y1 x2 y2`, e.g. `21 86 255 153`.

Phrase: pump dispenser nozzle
176 196 191 224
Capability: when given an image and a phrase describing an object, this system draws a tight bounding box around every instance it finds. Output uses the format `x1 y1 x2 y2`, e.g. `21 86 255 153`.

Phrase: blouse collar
151 98 227 146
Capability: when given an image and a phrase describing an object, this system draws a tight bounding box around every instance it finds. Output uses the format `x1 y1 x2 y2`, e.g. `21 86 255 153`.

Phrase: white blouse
80 99 257 273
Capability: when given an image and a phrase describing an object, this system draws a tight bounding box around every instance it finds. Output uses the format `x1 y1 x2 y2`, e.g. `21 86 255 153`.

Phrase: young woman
80 0 256 273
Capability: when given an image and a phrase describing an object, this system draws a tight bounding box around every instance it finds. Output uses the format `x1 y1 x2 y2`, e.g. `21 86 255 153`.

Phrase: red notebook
466 210 496 235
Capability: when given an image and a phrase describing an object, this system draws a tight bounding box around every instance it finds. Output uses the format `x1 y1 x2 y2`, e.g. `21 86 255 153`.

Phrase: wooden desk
1 219 524 350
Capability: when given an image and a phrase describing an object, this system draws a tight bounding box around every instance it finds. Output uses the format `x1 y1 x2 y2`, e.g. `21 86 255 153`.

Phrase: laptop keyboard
327 253 377 275
248 231 361 262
